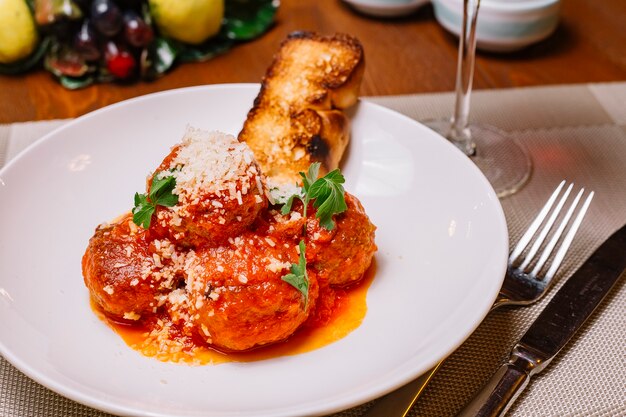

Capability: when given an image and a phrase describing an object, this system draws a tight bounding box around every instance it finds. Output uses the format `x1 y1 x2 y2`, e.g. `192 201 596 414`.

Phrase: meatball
83 125 378 359
149 128 266 247
301 279 338 329
82 214 174 322
179 232 319 351
307 192 377 286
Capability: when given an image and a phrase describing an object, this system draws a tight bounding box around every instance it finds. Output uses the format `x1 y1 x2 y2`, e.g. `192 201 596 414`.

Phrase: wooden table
1 0 624 123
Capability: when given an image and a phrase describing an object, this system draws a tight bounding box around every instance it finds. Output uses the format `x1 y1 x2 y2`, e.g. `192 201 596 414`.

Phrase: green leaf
132 174 178 228
300 162 320 193
150 174 179 207
149 175 176 201
152 37 179 72
177 37 234 63
282 241 309 305
280 163 347 230
133 205 155 229
280 193 300 215
157 193 179 207
308 169 347 230
59 74 94 89
223 0 278 40
132 194 155 230
134 192 147 207
140 37 180 80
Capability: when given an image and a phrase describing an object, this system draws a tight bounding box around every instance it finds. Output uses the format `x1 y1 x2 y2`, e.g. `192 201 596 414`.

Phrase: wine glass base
426 121 532 198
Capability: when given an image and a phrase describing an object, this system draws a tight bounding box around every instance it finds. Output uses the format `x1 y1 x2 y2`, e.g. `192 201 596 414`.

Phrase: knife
457 223 626 417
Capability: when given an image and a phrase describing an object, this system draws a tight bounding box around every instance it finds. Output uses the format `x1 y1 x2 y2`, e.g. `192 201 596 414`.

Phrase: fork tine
543 190 594 281
530 187 585 277
509 180 566 263
518 183 574 270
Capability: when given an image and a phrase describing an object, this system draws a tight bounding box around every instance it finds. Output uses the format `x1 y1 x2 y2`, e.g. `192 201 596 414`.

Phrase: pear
0 0 40 64
149 0 224 45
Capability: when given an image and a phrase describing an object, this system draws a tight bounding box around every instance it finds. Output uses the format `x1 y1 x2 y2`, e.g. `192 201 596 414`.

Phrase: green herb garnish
280 162 347 230
279 163 348 302
132 174 179 229
282 240 309 305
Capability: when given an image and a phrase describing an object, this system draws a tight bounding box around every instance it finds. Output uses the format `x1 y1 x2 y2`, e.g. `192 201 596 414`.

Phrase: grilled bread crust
238 31 365 184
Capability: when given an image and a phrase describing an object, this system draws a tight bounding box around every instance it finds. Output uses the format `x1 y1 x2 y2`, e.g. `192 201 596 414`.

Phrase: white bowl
342 0 430 17
432 0 560 52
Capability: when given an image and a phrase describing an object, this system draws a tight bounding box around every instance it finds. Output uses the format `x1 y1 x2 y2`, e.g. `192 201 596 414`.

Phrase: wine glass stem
450 0 481 156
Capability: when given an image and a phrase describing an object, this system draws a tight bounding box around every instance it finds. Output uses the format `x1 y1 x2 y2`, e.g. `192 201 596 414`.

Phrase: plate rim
0 83 508 417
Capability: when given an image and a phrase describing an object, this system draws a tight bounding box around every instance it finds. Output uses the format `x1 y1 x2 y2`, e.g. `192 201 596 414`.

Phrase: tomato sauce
92 262 375 364
83 132 378 362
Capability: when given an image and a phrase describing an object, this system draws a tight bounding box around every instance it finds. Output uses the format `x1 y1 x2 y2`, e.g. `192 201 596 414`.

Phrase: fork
361 180 594 417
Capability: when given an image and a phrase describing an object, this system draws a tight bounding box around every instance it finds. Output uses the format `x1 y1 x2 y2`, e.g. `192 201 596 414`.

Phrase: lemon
149 0 224 45
0 0 39 64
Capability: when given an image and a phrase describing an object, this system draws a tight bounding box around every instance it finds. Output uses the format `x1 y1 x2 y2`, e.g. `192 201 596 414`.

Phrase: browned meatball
177 232 318 351
82 214 176 322
83 125 378 358
148 129 266 247
307 192 377 286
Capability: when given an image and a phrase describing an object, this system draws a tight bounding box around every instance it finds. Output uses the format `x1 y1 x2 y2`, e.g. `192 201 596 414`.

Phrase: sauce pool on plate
93 263 375 364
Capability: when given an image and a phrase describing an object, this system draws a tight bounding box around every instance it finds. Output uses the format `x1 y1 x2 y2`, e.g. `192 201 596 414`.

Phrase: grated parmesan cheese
163 127 262 211
265 257 291 273
123 312 141 321
267 178 302 205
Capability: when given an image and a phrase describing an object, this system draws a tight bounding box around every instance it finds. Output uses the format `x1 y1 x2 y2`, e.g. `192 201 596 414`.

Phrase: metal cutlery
362 181 593 417
458 222 626 416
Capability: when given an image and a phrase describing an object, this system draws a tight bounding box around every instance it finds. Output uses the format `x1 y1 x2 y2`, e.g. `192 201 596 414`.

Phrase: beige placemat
1 82 625 417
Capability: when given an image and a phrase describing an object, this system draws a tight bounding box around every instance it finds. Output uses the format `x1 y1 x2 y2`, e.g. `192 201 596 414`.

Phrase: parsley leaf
300 162 320 194
132 173 179 229
280 193 300 215
150 175 177 204
280 162 347 230
309 169 347 230
282 240 309 305
132 193 156 229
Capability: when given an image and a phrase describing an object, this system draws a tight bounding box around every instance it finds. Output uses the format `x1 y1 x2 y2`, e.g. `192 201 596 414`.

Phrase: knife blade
458 223 626 417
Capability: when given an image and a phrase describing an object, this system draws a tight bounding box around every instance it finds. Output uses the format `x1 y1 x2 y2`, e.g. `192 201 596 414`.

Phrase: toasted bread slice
238 31 364 184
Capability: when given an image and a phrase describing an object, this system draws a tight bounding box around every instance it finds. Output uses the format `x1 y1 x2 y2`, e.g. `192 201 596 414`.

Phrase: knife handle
456 363 530 417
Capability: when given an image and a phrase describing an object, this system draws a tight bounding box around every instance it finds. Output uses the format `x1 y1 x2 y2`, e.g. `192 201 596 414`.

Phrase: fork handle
456 363 530 417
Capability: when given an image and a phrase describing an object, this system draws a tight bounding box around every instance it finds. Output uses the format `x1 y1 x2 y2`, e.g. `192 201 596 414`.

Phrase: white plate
0 84 507 417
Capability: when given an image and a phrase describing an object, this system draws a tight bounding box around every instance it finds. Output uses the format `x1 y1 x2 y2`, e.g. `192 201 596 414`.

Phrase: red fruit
104 41 136 79
123 10 154 48
74 21 101 61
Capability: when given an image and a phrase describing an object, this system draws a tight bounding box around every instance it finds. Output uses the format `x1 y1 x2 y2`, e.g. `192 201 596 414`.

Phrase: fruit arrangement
0 0 278 88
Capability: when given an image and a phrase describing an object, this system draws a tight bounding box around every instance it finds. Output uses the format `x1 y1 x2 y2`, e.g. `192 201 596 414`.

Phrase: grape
104 41 136 79
38 0 163 84
123 10 154 48
74 21 101 61
91 0 122 37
